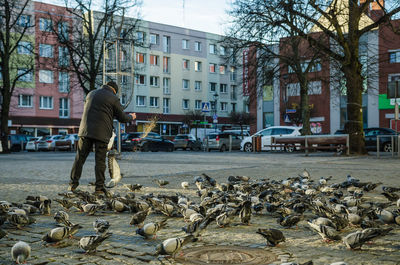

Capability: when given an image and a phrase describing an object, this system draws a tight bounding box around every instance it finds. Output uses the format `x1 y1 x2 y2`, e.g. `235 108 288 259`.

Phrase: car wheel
285 144 295 153
244 143 253 152
220 145 226 152
336 144 344 154
142 144 149 152
383 142 392 152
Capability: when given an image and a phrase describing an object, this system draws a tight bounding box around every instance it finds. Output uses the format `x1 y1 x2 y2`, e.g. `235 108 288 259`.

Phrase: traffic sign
201 102 210 112
213 114 218 119
286 109 296 114
284 114 291 123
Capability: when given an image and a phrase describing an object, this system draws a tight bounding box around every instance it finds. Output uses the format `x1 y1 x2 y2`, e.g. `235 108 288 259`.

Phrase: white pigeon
79 232 112 253
181 181 189 189
11 241 31 264
155 235 193 256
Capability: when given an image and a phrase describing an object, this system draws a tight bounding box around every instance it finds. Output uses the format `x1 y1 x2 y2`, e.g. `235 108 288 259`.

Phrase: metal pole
305 136 308 156
377 135 380 158
229 134 232 152
392 135 394 157
203 115 206 151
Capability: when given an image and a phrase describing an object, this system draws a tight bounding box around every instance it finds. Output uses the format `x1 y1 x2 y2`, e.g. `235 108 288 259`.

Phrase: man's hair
106 81 119 94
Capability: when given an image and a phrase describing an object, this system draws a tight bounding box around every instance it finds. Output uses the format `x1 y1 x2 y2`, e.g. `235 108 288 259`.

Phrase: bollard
305 136 309 156
377 135 380 158
229 135 232 152
206 137 209 152
392 136 394 157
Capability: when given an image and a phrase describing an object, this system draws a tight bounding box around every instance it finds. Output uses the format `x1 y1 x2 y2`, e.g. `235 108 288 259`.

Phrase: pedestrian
69 81 136 195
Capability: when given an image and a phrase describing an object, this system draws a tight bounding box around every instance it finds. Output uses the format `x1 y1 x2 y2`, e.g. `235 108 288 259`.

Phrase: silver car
206 132 244 152
37 135 63 151
26 137 43 151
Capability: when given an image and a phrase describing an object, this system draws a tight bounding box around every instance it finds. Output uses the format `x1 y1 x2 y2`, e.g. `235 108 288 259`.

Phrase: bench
271 134 350 156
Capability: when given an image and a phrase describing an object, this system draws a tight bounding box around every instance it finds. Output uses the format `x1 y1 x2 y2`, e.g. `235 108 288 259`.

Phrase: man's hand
129 113 136 120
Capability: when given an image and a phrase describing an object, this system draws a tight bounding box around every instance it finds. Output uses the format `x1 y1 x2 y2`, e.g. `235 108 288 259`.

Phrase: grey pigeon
130 208 151 227
307 222 341 241
343 227 392 249
136 219 167 239
11 241 31 264
124 183 143 192
39 199 51 215
54 210 73 227
42 224 80 243
7 212 36 229
154 179 169 187
93 219 110 234
79 232 112 253
155 235 194 257
256 228 285 246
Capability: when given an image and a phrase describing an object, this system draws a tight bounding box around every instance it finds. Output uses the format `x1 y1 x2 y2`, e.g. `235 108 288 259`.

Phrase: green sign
199 121 208 125
379 94 399 110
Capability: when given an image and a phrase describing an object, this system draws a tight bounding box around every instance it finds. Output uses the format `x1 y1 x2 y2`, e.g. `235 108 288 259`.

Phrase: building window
150 97 159 107
58 21 69 41
18 95 32 107
231 103 236 112
231 85 237 100
209 44 216 54
308 81 322 95
40 96 53 109
195 81 202 91
136 95 146 106
219 65 226 74
136 52 145 64
39 70 53 83
121 75 128 85
220 84 227 93
182 99 190 109
210 101 216 110
194 41 201 51
59 72 69 93
135 74 146 85
230 66 237 82
17 41 32 55
163 98 170 114
220 102 227 111
183 59 190 70
182 79 190 90
163 56 170 73
389 50 400 63
39 18 52 31
195 61 202 71
17 69 32 82
210 82 217 92
182 39 189 49
195 100 202 110
59 46 69 67
163 78 170 94
209 63 216 73
220 46 226 55
150 33 159 44
59 98 69 118
163 36 170 53
17 15 31 27
150 54 159 66
39 44 54 58
150 76 159 87
136 31 145 43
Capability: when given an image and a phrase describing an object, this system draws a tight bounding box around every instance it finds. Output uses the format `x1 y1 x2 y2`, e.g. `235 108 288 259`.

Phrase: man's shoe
68 184 78 192
94 188 111 198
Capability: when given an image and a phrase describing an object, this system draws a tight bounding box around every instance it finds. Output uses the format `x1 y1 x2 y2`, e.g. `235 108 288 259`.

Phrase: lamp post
213 92 219 132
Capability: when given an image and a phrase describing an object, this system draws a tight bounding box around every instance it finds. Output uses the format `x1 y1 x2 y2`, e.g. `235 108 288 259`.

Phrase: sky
40 0 233 35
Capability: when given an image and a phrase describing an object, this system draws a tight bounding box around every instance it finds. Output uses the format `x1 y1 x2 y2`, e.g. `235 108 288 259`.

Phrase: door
260 128 273 150
364 129 376 150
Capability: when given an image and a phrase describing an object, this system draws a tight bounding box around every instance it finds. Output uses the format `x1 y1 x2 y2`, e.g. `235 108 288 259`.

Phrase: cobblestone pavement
0 151 400 264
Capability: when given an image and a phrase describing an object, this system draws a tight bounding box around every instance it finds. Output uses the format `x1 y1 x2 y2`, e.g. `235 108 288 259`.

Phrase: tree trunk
1 76 11 153
299 78 311 135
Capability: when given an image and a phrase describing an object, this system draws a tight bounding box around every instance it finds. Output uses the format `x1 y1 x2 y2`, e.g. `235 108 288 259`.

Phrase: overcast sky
40 0 233 35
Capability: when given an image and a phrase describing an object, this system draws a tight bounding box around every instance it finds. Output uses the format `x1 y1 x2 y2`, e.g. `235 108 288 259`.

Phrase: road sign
286 109 296 114
213 114 218 119
201 102 210 112
284 114 291 123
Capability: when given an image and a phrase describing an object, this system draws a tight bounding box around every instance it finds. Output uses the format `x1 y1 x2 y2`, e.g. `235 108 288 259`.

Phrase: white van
190 128 221 142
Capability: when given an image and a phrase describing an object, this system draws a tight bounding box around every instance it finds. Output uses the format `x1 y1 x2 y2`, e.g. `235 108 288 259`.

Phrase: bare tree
228 111 255 138
228 0 400 153
47 0 142 95
0 0 35 153
182 110 204 139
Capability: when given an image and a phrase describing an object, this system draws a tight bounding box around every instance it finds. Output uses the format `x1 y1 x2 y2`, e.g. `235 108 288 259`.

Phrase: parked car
8 134 28 152
173 134 202 150
222 129 250 138
115 132 160 151
240 126 302 152
364 127 397 152
37 135 63 151
138 133 174 152
26 136 43 151
55 134 78 151
206 132 244 152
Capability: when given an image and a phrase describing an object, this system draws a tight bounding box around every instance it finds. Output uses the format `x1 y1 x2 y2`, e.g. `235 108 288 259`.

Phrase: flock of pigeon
1 169 400 264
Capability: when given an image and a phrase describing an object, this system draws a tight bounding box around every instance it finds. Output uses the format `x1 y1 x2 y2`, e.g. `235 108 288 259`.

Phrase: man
69 81 135 195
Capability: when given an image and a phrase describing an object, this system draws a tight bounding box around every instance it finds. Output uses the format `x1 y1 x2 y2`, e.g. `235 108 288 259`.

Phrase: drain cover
174 245 277 265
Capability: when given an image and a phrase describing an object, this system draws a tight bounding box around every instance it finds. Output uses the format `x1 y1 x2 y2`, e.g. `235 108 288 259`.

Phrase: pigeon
54 198 75 210
256 228 286 246
11 241 31 264
54 210 74 227
154 179 169 187
216 211 235 228
375 208 394 224
42 224 80 243
342 227 393 249
110 200 129 212
124 183 143 192
130 208 151 227
155 235 194 257
93 219 110 234
79 232 112 253
7 212 36 229
278 215 301 228
0 228 8 239
181 181 189 189
307 222 341 241
39 199 52 215
239 200 252 225
136 219 167 238
79 203 103 215
397 198 400 208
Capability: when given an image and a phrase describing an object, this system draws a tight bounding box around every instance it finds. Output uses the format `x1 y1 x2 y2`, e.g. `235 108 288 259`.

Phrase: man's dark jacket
78 85 133 143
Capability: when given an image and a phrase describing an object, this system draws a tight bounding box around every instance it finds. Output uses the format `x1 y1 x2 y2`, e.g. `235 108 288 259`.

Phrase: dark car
8 134 28 151
116 132 161 151
173 134 202 150
364 127 397 152
137 133 174 152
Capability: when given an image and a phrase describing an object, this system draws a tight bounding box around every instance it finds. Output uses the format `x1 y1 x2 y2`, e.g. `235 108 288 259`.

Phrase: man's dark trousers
70 137 108 191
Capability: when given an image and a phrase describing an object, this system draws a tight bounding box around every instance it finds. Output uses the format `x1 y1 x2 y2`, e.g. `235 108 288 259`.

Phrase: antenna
182 0 185 27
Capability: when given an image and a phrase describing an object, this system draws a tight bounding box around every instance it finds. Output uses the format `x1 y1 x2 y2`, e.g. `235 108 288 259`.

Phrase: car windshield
175 135 187 139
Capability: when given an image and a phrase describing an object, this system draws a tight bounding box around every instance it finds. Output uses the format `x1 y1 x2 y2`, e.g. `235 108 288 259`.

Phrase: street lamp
213 92 219 131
